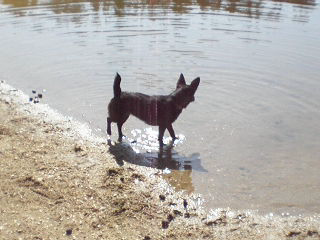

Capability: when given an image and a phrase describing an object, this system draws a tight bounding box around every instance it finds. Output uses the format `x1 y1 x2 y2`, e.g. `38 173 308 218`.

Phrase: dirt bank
0 82 319 239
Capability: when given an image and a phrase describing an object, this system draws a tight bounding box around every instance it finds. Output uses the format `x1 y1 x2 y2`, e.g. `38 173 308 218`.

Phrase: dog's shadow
107 139 207 172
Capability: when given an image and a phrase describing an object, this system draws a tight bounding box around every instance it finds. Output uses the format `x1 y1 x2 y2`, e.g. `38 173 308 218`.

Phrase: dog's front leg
117 122 124 141
158 125 166 146
167 124 177 140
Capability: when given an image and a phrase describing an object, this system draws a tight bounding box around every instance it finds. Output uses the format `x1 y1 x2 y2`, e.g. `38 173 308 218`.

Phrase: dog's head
172 73 200 109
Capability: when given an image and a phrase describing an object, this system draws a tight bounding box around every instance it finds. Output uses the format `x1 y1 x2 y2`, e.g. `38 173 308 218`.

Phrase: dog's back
119 92 181 126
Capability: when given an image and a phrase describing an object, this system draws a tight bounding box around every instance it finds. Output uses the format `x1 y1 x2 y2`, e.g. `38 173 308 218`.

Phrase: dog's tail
113 73 121 98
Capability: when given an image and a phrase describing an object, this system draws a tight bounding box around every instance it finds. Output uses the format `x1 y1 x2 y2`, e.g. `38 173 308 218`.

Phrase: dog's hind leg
158 125 166 146
167 124 177 140
116 114 129 141
117 122 124 141
107 117 112 135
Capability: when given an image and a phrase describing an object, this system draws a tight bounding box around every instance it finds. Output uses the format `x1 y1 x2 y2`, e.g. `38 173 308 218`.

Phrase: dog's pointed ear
176 73 186 89
115 72 121 81
190 77 200 91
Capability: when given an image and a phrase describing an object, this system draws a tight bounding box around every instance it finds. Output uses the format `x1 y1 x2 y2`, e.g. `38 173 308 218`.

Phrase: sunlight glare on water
128 127 186 153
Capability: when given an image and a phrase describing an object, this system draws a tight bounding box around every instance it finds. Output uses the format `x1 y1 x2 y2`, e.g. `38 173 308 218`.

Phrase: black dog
107 73 200 145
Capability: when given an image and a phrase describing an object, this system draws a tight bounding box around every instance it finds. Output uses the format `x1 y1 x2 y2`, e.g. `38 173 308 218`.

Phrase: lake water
1 0 319 216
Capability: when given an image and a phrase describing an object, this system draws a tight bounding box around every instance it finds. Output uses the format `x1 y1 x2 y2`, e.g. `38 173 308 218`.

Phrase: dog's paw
118 135 126 142
159 140 165 148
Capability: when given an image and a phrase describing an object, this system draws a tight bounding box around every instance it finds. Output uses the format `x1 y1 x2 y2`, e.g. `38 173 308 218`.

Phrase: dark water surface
1 0 320 216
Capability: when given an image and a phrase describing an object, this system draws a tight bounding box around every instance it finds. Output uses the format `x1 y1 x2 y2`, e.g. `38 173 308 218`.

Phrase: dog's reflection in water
107 139 206 171
107 138 207 193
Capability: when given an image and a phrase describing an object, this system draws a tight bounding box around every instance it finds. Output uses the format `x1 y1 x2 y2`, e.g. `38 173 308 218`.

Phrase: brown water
1 0 320 216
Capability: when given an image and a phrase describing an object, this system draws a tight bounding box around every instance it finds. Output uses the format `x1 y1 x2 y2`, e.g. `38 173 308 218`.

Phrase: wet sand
0 81 319 239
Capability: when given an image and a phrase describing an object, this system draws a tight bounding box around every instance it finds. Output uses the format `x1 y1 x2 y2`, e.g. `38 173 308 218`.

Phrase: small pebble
173 210 182 216
32 90 36 94
167 214 174 222
161 221 169 229
29 97 33 102
66 229 72 236
38 93 43 98
183 199 188 209
74 145 83 152
108 169 118 176
159 195 166 201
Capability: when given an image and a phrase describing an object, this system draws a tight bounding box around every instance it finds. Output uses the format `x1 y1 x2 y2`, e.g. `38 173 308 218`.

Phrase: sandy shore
0 81 319 239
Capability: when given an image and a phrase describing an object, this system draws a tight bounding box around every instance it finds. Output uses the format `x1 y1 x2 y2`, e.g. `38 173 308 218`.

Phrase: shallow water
1 0 319 216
